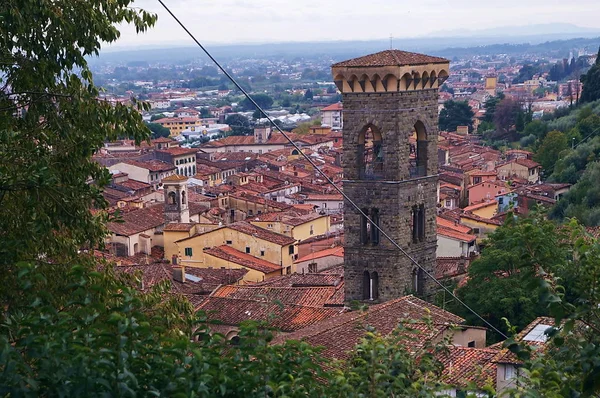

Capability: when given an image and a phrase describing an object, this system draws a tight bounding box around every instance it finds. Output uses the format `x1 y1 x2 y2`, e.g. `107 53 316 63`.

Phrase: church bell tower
332 50 450 302
163 174 190 223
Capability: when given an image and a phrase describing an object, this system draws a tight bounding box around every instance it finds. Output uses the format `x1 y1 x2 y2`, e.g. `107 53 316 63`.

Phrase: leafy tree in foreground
453 213 570 342
506 221 600 397
0 0 155 292
438 100 475 133
1 262 459 397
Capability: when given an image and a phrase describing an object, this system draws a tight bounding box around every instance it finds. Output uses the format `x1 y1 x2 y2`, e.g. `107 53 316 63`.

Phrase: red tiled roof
211 285 341 307
251 272 343 288
515 158 541 169
163 223 196 232
108 205 165 236
463 200 498 212
227 221 296 246
435 257 471 279
116 179 152 191
437 217 471 234
321 102 343 111
491 317 556 365
272 296 464 360
162 174 188 182
156 147 198 156
151 137 175 143
154 117 199 124
437 226 477 243
295 247 344 263
123 159 176 172
204 245 282 274
332 50 449 68
439 346 499 389
196 297 346 332
461 211 503 226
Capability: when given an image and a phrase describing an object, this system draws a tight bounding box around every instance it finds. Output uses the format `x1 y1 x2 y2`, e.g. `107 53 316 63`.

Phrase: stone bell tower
332 49 450 302
163 174 190 223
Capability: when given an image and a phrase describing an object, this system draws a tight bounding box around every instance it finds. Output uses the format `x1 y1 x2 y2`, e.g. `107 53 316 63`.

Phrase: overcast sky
110 0 600 48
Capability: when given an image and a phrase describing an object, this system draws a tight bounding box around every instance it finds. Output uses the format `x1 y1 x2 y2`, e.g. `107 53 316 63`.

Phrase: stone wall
342 89 439 302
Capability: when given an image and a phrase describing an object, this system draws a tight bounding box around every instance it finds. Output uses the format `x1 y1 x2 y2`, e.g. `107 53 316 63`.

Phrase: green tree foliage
551 136 600 184
225 114 253 136
505 222 600 397
493 97 521 139
0 0 156 270
551 161 600 225
1 262 462 396
512 64 541 84
580 47 600 103
239 94 274 111
534 130 569 175
453 213 569 342
146 122 171 139
150 113 166 121
522 120 548 140
438 100 475 132
303 88 313 101
483 93 505 124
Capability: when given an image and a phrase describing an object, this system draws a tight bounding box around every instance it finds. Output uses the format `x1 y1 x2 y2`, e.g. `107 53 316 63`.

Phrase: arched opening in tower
357 125 383 180
410 121 428 178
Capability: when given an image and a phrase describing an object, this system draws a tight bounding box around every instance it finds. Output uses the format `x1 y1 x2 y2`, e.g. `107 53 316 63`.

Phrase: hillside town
80 45 600 395
4 0 600 394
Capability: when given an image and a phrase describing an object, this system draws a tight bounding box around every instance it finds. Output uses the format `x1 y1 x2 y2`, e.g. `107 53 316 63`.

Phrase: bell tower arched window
360 208 380 246
358 126 383 180
181 190 186 205
410 121 428 178
168 191 176 205
362 270 380 300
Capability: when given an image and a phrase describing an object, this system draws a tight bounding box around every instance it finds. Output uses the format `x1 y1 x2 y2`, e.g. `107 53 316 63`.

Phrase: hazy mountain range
92 24 600 66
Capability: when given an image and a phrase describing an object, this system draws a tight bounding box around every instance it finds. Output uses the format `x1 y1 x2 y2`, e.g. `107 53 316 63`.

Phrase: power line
155 0 508 340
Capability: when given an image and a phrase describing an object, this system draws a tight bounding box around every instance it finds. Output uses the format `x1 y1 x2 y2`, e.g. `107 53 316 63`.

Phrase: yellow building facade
166 221 297 277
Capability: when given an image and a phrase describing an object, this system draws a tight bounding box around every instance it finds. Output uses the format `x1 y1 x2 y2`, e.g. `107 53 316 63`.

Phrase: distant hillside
90 36 600 66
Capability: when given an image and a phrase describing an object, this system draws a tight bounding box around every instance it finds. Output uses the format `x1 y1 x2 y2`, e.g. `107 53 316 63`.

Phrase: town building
320 102 343 130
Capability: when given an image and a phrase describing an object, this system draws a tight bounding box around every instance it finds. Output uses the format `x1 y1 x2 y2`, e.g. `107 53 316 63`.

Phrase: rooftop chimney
173 265 185 283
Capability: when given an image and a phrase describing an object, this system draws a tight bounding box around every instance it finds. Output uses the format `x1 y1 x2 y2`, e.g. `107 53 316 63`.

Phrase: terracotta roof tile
211 285 341 307
123 159 176 172
251 272 343 288
163 223 196 232
196 297 346 332
204 245 282 274
272 296 463 360
438 227 477 243
438 346 499 388
156 147 198 156
227 221 296 246
437 217 471 234
108 205 165 236
295 247 344 263
332 49 449 68
321 102 343 111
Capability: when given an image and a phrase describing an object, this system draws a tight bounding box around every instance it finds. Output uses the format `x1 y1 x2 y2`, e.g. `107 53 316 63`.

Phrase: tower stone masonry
331 49 450 303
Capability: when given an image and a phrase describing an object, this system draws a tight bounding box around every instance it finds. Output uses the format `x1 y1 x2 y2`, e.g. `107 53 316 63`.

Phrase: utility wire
156 0 508 340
